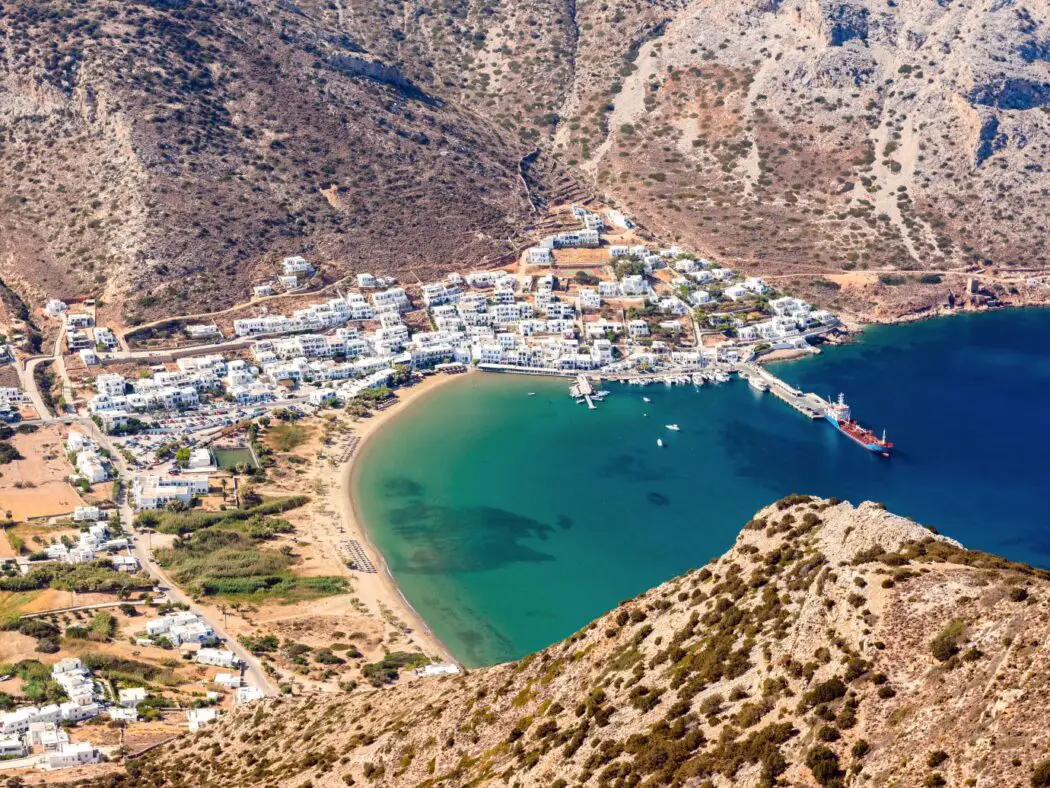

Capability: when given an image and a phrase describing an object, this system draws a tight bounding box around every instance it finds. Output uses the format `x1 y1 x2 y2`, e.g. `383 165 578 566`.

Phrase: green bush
802 677 846 709
362 652 429 685
931 619 965 662
0 561 152 594
806 745 842 786
1033 760 1050 787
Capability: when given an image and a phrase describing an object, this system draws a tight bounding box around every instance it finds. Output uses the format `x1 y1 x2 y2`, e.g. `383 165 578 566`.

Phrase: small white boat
527 392 536 397
666 424 681 431
642 397 651 403
748 377 770 392
657 438 664 448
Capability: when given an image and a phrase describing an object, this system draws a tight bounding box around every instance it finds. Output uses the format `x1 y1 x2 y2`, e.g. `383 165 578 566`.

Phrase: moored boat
824 393 893 456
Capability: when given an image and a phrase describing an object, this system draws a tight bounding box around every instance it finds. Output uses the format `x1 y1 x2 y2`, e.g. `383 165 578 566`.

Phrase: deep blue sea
354 309 1050 667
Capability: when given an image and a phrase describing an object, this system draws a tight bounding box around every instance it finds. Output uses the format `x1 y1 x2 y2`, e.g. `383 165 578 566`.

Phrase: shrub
927 750 948 768
817 725 840 742
802 677 846 709
1009 587 1029 602
362 652 429 686
931 619 965 662
851 739 870 758
806 745 842 786
1033 760 1050 787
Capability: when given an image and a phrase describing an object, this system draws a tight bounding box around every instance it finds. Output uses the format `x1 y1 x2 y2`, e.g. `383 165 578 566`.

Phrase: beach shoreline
334 371 471 666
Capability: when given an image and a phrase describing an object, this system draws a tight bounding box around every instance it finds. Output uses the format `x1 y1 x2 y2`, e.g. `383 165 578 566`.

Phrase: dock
569 374 598 408
736 363 828 419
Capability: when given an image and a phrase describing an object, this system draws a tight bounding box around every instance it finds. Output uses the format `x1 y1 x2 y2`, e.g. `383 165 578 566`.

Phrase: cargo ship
824 394 893 456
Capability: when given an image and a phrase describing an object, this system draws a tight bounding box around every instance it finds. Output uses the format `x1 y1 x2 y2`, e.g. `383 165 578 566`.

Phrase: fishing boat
748 377 770 392
527 392 536 397
642 397 651 403
666 424 681 431
657 438 664 448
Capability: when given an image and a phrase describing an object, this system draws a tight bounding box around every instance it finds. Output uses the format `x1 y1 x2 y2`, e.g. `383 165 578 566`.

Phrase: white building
0 737 24 757
213 673 242 689
627 320 650 338
73 505 101 522
186 448 214 470
723 284 750 301
548 228 599 248
577 289 601 311
39 741 100 770
186 324 220 339
196 648 239 669
187 708 220 732
742 277 770 295
132 474 210 510
525 247 553 265
234 686 265 706
282 256 313 276
118 688 147 709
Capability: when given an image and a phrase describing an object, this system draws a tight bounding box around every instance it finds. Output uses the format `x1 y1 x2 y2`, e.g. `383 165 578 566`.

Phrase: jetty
736 363 828 419
569 374 598 409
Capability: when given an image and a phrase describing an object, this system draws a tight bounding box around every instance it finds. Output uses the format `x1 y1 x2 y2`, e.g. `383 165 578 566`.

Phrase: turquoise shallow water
353 309 1050 667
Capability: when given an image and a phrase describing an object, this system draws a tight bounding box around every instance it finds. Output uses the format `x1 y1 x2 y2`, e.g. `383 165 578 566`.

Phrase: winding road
14 322 279 696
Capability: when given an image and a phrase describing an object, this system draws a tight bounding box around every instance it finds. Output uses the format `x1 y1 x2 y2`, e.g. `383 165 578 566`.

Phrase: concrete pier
575 374 597 408
737 363 828 419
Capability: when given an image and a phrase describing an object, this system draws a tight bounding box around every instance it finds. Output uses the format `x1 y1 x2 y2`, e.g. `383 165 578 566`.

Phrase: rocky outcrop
116 497 1050 787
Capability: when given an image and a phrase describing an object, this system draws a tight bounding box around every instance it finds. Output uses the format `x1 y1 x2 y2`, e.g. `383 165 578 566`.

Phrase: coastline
334 371 471 667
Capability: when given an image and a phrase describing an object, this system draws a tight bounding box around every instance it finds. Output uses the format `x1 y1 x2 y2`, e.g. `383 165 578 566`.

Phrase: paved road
81 417 278 697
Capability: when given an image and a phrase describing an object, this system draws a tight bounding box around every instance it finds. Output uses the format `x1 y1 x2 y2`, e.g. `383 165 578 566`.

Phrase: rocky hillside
0 0 565 322
557 0 1050 318
114 497 1050 786
2 0 1048 322
308 0 1050 319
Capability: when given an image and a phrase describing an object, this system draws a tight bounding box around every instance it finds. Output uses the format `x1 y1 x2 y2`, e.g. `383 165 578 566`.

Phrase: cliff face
124 497 1050 787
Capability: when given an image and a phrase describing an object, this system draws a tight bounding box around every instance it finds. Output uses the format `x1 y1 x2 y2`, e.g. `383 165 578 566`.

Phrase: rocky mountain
1 0 1048 323
312 0 1050 319
555 0 1050 318
114 497 1050 787
0 0 575 322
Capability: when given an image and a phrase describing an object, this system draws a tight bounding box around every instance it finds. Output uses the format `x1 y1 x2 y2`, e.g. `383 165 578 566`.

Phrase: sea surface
353 309 1050 667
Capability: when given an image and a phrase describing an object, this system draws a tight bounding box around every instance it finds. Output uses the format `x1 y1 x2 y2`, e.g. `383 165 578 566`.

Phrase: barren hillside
0 0 562 322
313 0 1050 319
1 0 1048 323
558 0 1050 318
111 497 1050 787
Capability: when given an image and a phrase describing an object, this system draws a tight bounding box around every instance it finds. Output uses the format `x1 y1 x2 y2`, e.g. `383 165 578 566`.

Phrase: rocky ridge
114 496 1050 787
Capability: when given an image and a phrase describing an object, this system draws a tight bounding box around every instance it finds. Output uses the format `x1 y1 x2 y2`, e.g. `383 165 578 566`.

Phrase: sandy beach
334 372 470 665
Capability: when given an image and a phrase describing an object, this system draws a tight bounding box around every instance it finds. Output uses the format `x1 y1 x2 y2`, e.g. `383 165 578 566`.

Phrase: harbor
555 359 895 457
735 362 828 419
